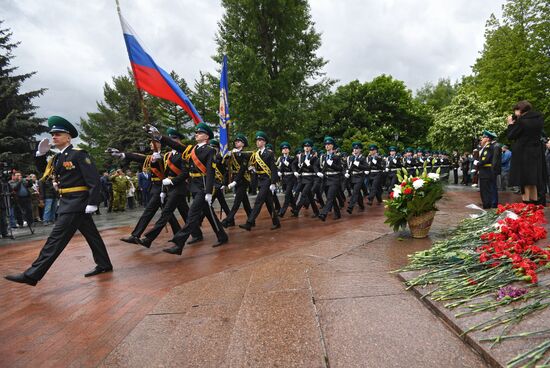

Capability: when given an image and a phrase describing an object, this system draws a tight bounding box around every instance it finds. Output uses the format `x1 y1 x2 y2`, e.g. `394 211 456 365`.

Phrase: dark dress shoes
163 245 184 255
139 237 152 248
120 235 140 244
5 273 37 286
270 223 281 230
221 218 235 228
84 266 113 277
346 208 353 214
212 237 228 248
290 210 299 217
318 213 327 222
239 223 252 231
333 213 341 220
186 236 203 245
311 213 320 219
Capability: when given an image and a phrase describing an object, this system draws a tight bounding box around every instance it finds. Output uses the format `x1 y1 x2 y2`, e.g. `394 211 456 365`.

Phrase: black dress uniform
385 149 401 192
5 116 112 286
317 149 343 221
292 142 320 217
222 136 252 227
367 146 385 205
346 149 369 213
120 150 180 243
478 137 498 209
276 142 298 217
239 132 280 230
164 123 228 253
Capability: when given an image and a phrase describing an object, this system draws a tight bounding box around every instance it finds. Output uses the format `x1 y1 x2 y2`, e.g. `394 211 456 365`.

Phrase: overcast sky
3 0 504 126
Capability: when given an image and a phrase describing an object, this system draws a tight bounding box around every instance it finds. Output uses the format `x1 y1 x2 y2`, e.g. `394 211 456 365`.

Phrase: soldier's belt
351 172 365 176
282 172 294 176
58 186 89 194
389 169 398 172
151 178 161 182
190 172 206 178
324 171 340 176
369 170 381 173
483 164 492 167
301 172 315 176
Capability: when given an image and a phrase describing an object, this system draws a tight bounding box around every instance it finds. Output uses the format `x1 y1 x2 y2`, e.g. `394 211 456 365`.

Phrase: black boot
239 222 252 231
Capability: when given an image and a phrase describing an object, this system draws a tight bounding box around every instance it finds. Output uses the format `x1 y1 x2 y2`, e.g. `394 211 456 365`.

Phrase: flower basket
407 210 436 238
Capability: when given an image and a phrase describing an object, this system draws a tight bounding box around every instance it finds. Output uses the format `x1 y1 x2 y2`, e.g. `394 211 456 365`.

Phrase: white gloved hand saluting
269 184 276 193
228 181 237 190
36 138 50 156
162 178 173 186
205 193 213 205
85 205 98 214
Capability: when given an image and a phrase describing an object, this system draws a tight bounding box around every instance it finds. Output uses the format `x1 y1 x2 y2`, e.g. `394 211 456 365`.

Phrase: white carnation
412 179 424 190
428 172 440 180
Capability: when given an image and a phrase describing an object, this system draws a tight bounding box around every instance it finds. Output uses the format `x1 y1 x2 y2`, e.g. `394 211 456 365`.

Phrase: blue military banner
218 55 230 156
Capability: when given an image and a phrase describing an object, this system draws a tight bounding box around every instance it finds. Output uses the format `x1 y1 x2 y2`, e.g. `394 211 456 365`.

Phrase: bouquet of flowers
384 166 444 232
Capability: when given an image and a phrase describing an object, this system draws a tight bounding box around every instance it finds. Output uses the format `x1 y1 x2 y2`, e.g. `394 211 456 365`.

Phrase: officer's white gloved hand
160 192 166 204
278 171 282 177
205 193 213 205
220 185 226 191
353 160 360 167
232 148 240 153
473 160 479 166
293 172 299 178
248 166 256 173
228 181 237 190
365 171 370 175
162 178 173 186
317 172 324 178
345 173 350 179
269 184 276 193
85 205 98 214
37 138 50 156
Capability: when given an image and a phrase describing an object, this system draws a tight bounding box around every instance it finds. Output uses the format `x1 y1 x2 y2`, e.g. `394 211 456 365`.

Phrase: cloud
3 0 503 127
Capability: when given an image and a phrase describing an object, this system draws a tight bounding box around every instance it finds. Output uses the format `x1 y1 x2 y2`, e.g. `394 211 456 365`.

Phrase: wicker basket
407 211 436 239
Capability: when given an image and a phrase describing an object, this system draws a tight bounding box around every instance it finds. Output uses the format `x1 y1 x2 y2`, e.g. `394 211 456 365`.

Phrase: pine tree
214 0 333 142
0 20 47 173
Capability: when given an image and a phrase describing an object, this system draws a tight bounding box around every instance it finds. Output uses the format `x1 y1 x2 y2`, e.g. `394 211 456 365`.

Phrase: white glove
152 152 162 160
365 171 370 175
278 171 282 177
144 124 161 139
85 205 98 214
353 160 360 167
248 166 256 173
317 172 324 178
294 172 300 178
372 159 377 165
284 160 289 166
228 181 237 189
232 148 240 153
109 148 124 158
345 173 350 178
269 184 276 193
220 185 226 191
36 138 50 156
473 160 479 166
205 193 213 205
385 168 389 172
162 178 173 186
160 192 166 204
304 159 311 166
393 159 397 164
326 159 333 166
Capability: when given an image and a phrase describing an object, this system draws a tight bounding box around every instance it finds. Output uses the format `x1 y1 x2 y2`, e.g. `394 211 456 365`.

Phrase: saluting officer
366 144 385 205
239 131 280 231
5 116 112 286
222 133 252 228
277 141 298 217
316 136 343 221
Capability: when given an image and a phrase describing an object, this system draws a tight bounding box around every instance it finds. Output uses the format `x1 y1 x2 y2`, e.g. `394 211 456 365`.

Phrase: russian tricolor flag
117 12 202 124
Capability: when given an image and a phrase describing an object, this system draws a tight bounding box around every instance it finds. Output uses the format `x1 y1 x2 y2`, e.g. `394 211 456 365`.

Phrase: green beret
323 136 335 145
209 138 220 147
302 138 313 147
167 127 184 139
195 122 214 139
388 146 397 151
368 144 378 150
234 133 248 147
255 130 268 142
352 141 363 149
280 141 291 150
48 116 78 138
482 130 497 139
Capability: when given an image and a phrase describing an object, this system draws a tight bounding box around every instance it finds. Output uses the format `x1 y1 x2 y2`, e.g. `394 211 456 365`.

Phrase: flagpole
115 0 150 124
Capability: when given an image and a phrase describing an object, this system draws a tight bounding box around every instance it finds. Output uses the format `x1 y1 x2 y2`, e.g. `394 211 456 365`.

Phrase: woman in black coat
507 100 546 203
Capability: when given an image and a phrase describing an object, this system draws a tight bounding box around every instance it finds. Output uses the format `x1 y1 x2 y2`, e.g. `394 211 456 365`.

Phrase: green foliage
213 0 334 143
427 89 505 152
415 78 459 112
470 0 549 121
0 20 47 173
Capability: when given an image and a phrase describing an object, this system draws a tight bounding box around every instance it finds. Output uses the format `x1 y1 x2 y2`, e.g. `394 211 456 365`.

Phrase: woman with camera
507 100 547 204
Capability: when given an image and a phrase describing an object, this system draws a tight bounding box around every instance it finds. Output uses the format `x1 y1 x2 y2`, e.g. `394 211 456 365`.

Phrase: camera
0 162 11 182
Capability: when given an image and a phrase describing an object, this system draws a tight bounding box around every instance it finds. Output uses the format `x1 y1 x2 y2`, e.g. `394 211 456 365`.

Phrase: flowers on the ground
496 285 528 300
384 165 444 231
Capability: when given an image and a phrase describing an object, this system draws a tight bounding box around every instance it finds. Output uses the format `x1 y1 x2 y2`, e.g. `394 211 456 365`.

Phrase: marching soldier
403 148 416 175
291 139 320 218
316 136 343 221
110 140 181 245
239 131 280 231
366 144 384 205
222 133 252 228
345 142 368 213
276 141 298 217
209 139 231 218
311 147 326 210
5 116 112 286
385 146 401 192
